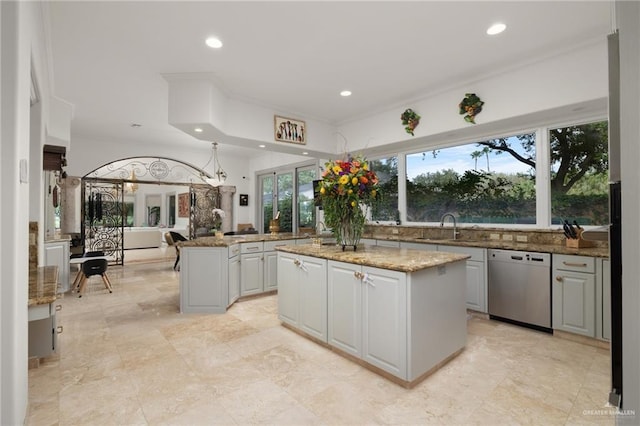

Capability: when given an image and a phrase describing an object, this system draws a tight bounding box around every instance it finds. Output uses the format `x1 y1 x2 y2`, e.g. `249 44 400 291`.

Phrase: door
296 166 316 233
276 172 294 233
277 253 299 326
361 266 407 378
259 174 274 234
240 253 263 296
552 270 595 337
298 256 328 342
327 261 362 357
264 251 278 291
465 261 485 312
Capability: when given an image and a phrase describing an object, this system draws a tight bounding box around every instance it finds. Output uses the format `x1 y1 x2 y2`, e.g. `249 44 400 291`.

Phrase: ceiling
44 1 612 156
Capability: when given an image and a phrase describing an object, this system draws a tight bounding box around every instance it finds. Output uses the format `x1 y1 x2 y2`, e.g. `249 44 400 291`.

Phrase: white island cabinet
276 245 468 387
180 247 229 314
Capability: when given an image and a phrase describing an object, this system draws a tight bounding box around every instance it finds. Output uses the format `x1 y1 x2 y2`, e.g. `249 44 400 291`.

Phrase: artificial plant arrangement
400 108 421 136
458 93 484 124
318 155 380 250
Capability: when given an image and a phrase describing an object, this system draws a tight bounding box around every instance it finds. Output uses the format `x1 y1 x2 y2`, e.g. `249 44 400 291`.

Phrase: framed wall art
274 115 306 145
178 192 190 217
239 194 249 206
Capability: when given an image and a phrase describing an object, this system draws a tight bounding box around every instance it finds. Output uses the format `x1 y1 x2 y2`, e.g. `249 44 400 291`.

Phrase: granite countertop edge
275 244 470 273
28 266 59 307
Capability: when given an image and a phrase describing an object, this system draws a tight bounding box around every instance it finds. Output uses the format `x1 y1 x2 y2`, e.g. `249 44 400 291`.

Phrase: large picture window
370 156 398 222
550 121 608 226
406 133 536 224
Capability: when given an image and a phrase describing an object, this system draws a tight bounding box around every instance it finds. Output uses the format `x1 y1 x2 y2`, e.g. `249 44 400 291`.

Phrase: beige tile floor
27 259 615 426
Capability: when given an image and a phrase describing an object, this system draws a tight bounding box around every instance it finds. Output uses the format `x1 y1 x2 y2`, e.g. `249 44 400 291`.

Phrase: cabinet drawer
241 242 264 254
264 240 294 251
28 303 53 321
228 244 240 258
554 254 595 273
438 245 485 262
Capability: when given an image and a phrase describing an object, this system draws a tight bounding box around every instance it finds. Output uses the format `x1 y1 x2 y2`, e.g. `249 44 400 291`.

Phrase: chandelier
201 142 227 187
125 170 139 193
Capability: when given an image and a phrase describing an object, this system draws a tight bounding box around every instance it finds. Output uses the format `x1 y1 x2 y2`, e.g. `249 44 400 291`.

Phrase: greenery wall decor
458 93 484 124
400 109 421 136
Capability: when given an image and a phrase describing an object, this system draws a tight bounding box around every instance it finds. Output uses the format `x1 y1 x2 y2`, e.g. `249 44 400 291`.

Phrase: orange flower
359 176 368 184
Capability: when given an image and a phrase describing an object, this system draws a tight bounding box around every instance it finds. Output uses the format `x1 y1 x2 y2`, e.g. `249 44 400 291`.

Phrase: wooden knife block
565 229 595 248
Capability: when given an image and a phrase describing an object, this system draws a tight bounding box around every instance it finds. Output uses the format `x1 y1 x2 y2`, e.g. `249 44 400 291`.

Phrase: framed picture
178 193 190 217
239 194 249 206
274 115 306 145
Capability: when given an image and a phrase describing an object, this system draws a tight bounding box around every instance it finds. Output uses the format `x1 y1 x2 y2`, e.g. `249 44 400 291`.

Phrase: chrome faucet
439 213 459 240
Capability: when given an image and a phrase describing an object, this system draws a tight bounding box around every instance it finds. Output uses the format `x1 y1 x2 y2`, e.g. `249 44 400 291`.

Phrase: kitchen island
275 244 470 388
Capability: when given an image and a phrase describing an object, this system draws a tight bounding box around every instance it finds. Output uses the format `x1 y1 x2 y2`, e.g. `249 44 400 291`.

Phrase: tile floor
27 259 615 425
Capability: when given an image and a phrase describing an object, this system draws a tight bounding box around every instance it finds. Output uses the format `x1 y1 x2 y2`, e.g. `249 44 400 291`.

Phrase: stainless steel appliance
488 249 551 332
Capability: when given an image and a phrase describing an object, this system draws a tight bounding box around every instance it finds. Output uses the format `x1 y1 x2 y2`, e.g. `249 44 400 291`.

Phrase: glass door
297 166 316 233
276 172 294 233
260 174 275 233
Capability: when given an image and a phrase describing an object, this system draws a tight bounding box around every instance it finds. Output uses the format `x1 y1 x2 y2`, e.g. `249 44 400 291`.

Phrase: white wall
618 0 640 423
336 40 608 154
0 1 43 423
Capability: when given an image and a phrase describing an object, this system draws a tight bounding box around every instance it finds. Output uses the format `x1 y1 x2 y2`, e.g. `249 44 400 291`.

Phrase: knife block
565 229 595 248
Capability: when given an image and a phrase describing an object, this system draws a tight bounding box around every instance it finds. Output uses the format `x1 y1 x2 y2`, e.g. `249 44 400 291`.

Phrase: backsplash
363 224 608 249
29 221 38 270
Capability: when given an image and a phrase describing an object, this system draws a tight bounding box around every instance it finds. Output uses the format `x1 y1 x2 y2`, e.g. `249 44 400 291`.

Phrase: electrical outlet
516 235 528 242
392 228 399 234
490 233 500 240
502 234 513 241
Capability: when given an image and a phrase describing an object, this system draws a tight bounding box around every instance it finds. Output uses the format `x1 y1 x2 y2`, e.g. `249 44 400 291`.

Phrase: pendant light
201 142 227 187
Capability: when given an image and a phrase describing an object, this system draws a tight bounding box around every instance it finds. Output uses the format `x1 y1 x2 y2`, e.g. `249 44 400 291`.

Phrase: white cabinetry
552 254 595 337
596 258 611 341
240 242 264 296
277 252 327 341
264 240 293 291
399 241 438 251
438 245 487 313
328 260 407 378
228 244 240 306
28 302 61 358
180 247 228 313
44 240 70 293
375 239 400 248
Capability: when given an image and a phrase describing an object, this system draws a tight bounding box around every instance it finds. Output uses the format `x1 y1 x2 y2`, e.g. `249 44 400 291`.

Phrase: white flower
212 208 226 219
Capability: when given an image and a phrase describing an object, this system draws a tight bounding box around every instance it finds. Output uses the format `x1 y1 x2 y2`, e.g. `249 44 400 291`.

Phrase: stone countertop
275 244 469 273
368 235 609 258
28 266 58 306
179 233 308 248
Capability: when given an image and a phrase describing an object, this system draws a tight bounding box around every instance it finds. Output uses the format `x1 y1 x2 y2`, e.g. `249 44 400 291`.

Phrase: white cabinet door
264 251 278 291
180 248 228 314
376 239 400 248
327 261 362 357
399 241 438 251
361 266 407 378
228 255 240 306
277 253 300 326
240 252 264 296
44 241 70 293
552 270 595 337
298 256 328 342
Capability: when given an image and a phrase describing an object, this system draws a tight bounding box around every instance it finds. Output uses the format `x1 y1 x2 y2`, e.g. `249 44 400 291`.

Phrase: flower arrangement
400 108 421 136
318 155 380 250
212 208 225 231
458 93 484 124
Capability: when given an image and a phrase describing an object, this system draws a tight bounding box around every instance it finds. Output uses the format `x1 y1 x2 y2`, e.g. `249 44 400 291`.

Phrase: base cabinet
28 303 60 358
44 240 70 293
180 247 228 313
229 254 240 306
240 252 264 296
438 245 486 313
277 253 327 341
552 255 595 337
328 260 407 378
264 251 278 291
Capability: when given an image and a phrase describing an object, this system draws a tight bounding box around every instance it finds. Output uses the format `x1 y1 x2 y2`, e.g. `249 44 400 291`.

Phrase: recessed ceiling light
302 152 309 155
340 90 352 97
205 37 223 49
259 144 266 148
486 23 506 35
194 127 203 133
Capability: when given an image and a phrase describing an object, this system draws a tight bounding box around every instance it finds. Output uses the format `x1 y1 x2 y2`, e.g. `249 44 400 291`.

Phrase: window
550 121 608 226
406 133 536 224
370 156 398 222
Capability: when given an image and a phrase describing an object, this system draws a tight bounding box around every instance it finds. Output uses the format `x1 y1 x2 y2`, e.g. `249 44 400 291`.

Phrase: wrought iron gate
189 184 221 238
81 180 124 265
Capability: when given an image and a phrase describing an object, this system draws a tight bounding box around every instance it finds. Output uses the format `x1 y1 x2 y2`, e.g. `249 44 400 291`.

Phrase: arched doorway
81 157 226 265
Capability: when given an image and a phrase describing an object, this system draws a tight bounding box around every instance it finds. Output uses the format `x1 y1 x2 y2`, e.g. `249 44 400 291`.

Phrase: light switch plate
20 159 28 183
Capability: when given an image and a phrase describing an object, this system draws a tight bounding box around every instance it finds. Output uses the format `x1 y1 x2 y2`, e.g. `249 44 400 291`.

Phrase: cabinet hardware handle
556 276 563 282
247 247 259 251
294 259 300 266
354 271 362 280
562 261 588 267
55 304 62 312
363 273 375 287
299 261 308 272
56 326 63 334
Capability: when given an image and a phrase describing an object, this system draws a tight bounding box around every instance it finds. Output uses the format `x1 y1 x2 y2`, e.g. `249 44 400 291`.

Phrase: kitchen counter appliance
488 249 551 332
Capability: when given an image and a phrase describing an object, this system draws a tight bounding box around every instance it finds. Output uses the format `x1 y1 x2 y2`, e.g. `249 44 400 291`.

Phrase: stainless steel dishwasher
488 249 552 332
